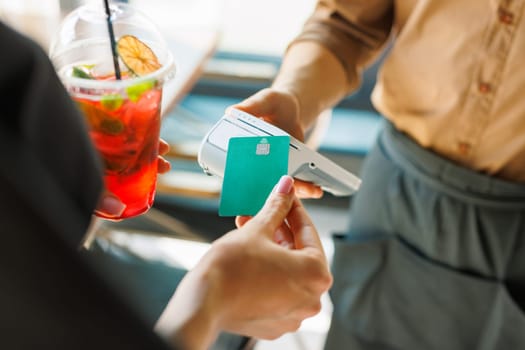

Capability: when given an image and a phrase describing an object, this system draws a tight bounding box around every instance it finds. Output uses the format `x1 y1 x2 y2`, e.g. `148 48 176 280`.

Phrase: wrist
270 86 301 114
269 86 304 125
170 300 219 350
155 260 222 350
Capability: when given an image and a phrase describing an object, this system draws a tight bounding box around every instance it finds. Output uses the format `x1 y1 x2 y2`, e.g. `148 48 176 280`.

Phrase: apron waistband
381 122 525 208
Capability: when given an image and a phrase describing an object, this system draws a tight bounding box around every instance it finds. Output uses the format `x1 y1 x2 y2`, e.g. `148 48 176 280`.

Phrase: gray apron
325 122 525 350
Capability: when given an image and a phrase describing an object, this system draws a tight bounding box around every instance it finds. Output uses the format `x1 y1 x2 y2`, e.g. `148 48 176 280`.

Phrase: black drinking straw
103 0 121 80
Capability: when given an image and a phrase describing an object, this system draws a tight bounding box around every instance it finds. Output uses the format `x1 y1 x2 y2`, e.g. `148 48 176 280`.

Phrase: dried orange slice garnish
117 35 161 76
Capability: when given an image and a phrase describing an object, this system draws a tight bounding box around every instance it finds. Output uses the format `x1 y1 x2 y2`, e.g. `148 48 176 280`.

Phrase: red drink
75 78 162 219
49 3 175 219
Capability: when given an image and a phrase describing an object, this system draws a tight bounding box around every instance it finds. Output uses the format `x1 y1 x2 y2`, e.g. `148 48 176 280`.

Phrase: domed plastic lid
49 2 174 87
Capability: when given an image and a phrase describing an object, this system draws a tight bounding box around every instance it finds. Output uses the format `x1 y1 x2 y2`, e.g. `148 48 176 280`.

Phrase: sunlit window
0 0 316 56
130 0 317 56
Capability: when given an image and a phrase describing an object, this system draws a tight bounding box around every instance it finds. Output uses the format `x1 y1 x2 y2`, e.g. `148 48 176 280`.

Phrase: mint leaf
100 118 124 135
126 80 156 102
72 66 94 79
101 94 124 110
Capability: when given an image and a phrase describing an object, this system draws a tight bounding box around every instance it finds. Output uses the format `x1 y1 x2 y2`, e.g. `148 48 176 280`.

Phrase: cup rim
58 51 176 90
51 2 176 91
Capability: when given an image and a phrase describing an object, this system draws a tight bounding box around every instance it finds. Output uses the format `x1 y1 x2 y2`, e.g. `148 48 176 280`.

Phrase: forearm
153 177 332 346
155 308 217 350
272 41 349 129
154 264 220 350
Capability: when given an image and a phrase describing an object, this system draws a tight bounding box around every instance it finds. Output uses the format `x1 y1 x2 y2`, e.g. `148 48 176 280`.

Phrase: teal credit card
219 135 290 216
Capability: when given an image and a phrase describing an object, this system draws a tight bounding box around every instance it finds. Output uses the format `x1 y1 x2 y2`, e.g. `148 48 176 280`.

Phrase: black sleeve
0 22 177 350
0 20 103 246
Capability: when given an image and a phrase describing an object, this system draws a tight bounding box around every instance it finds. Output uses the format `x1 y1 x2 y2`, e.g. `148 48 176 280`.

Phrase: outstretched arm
154 176 332 349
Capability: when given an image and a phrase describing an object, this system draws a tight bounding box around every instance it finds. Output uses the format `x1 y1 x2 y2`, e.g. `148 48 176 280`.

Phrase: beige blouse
293 0 525 182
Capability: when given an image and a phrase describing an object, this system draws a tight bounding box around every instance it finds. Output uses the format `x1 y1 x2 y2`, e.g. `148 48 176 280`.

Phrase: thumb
95 192 126 219
245 175 295 238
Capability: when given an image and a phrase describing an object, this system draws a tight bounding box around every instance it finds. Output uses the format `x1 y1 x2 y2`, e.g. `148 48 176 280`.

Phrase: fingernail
296 187 306 196
100 196 126 217
275 175 294 194
279 240 294 249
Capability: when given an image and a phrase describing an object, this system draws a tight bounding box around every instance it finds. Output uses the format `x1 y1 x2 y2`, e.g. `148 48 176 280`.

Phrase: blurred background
0 1 384 349
0 0 315 55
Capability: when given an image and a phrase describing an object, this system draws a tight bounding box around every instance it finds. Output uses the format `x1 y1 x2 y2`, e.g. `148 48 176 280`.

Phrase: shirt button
458 142 471 155
478 82 492 94
498 8 514 24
